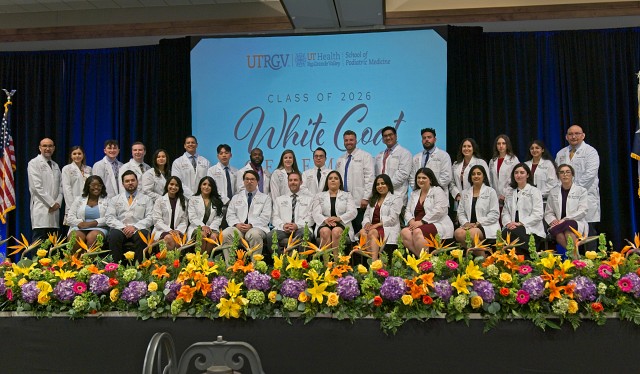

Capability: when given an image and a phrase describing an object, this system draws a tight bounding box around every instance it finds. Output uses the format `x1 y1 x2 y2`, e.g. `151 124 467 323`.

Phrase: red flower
90 309 97 314
6 289 12 301
422 295 433 305
173 259 180 268
591 302 604 313
376 269 389 278
208 261 215 267
301 260 309 269
271 269 281 280
500 287 510 297
73 282 87 294
109 278 119 287
373 296 383 307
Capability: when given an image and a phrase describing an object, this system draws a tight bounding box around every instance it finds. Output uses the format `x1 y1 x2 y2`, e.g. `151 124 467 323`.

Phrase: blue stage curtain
0 37 192 247
447 26 640 248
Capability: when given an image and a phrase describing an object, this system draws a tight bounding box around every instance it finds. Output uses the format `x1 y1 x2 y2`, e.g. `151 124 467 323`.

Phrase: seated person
187 176 224 253
152 176 189 250
66 175 110 249
360 174 402 261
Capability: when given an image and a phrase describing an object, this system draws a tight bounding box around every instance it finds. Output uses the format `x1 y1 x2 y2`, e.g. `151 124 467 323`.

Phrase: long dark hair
492 134 515 159
526 139 558 172
508 163 534 189
323 170 344 192
152 149 171 177
467 165 491 187
369 174 394 207
81 175 107 198
414 167 441 189
194 176 223 216
68 145 87 167
275 149 300 173
163 176 186 211
455 138 483 163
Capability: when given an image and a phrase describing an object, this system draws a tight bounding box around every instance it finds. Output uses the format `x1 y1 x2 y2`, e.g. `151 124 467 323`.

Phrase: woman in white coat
313 170 357 258
450 138 489 202
66 175 109 248
544 164 589 249
188 176 224 253
501 163 545 255
269 149 300 202
61 146 92 224
142 149 170 203
402 168 454 255
360 174 403 260
524 140 558 201
454 165 500 246
488 134 519 206
152 176 189 250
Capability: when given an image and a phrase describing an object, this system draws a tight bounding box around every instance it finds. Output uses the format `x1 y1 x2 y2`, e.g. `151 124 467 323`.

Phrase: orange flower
546 280 562 302
330 264 351 278
70 255 84 269
604 252 625 270
591 302 604 313
86 264 103 274
417 272 435 290
152 265 170 279
177 285 196 303
563 282 575 299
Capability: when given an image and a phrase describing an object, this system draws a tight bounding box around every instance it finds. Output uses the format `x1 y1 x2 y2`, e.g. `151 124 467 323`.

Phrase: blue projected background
191 29 447 172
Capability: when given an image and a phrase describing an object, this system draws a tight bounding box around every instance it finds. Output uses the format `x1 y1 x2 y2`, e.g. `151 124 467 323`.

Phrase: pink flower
419 261 433 272
6 289 12 301
518 265 532 275
73 282 87 294
618 278 633 292
572 260 586 269
516 290 530 304
376 269 389 278
597 264 613 279
104 263 119 272
445 260 458 270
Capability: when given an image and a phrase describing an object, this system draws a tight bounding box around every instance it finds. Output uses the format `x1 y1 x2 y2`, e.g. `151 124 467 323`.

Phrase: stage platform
0 313 635 374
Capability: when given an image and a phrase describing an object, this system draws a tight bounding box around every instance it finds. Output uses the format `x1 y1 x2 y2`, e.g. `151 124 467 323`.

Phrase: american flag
0 96 16 224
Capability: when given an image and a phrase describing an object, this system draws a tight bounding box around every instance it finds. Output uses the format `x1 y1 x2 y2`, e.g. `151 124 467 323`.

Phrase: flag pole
633 72 640 198
0 89 16 224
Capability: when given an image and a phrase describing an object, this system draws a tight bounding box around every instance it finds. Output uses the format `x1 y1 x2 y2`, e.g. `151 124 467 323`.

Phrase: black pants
109 228 150 263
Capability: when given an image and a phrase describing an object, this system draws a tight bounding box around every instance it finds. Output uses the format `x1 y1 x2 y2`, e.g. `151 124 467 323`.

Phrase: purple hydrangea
120 281 148 303
280 279 307 299
522 276 545 300
568 275 597 302
53 279 76 302
207 276 229 302
337 276 360 301
434 280 453 302
164 281 182 303
380 276 407 301
472 280 495 303
619 273 640 298
0 278 6 296
89 274 110 295
21 281 39 304
244 271 271 291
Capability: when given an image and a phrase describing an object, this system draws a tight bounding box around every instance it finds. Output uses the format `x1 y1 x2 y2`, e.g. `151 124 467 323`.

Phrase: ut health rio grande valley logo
246 54 291 70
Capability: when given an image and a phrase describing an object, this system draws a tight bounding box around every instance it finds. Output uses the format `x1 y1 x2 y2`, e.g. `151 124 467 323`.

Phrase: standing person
269 149 300 202
449 138 489 202
187 176 224 253
61 145 92 225
267 171 314 252
236 148 271 195
454 165 500 247
172 136 211 198
105 171 154 262
118 141 151 192
92 139 122 198
141 149 170 204
152 176 189 251
335 130 374 234
374 126 412 206
545 164 589 249
360 174 403 260
524 140 558 201
207 144 238 204
28 138 63 242
411 128 452 188
66 175 109 249
555 125 600 232
301 147 331 195
488 134 519 207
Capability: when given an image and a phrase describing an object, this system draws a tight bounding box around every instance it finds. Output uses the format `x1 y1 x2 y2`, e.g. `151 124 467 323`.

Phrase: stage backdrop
191 29 447 170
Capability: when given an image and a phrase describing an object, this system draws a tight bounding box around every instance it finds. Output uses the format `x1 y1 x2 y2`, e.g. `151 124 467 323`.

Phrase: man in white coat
28 138 63 242
172 135 211 198
267 171 314 253
92 139 122 198
301 147 331 195
105 170 154 262
236 148 271 195
555 124 600 230
335 130 374 234
411 128 452 188
118 141 151 192
223 170 272 261
207 144 238 204
375 126 412 206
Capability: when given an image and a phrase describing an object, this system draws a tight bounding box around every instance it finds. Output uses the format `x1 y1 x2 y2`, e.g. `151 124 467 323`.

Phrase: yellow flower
451 274 472 294
308 281 329 303
568 300 578 314
298 292 309 303
272 254 284 270
326 292 339 307
357 264 368 274
585 251 597 260
38 292 51 305
470 295 483 309
268 291 277 303
216 297 242 319
305 269 321 282
559 259 575 272
499 272 513 284
252 254 264 262
451 249 463 259
401 294 413 306
110 289 119 302
185 253 195 261
54 269 78 280
540 253 557 269
148 282 158 292
286 252 304 271
38 258 52 267
225 279 242 298
124 251 135 261
18 278 27 287
36 249 48 258
370 260 383 271
37 281 52 294
465 262 484 280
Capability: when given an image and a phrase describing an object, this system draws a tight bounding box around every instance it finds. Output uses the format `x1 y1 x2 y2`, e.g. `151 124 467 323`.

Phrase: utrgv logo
247 54 290 70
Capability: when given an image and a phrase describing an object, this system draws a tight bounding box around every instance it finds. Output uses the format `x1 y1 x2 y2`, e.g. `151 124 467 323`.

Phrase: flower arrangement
2 230 640 335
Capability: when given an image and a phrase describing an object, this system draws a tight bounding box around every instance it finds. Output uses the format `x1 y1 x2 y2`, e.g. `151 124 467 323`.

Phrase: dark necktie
317 168 321 184
112 161 120 192
225 166 233 200
245 192 253 224
344 154 352 192
423 151 430 167
47 160 52 169
291 193 297 222
190 155 197 170
139 163 145 174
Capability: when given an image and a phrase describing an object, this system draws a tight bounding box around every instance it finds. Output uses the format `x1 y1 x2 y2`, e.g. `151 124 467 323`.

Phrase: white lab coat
411 147 452 189
172 153 211 198
501 184 545 238
141 169 167 203
335 148 374 203
226 190 272 234
449 157 490 199
236 163 271 195
374 144 412 205
92 156 122 198
105 192 154 231
524 159 558 200
152 194 189 237
301 166 331 195
61 163 91 219
271 190 314 231
405 186 454 239
555 142 600 222
27 155 63 229
207 162 238 204
457 184 500 239
489 154 519 199
66 196 109 232
269 168 291 202
187 195 223 238
312 190 358 240
544 184 589 236
361 192 403 244
118 159 151 192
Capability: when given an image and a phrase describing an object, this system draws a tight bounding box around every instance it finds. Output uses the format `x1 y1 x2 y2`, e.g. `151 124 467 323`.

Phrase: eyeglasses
566 132 583 137
558 170 572 175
